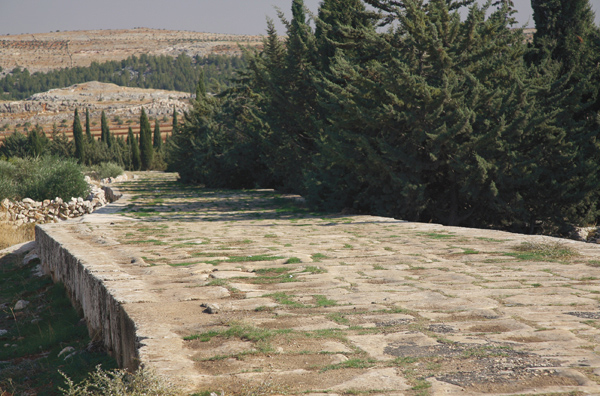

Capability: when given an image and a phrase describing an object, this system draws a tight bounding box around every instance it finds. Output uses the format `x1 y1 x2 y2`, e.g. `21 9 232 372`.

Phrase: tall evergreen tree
100 110 112 147
128 126 141 171
153 118 162 149
85 108 92 142
139 108 154 170
528 0 600 127
72 108 85 164
171 107 179 135
530 0 599 70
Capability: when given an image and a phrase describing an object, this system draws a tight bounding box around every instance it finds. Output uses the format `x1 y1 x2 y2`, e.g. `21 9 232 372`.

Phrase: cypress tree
171 107 179 135
72 108 85 164
153 118 162 149
139 108 153 170
85 108 92 142
100 110 112 147
128 126 141 171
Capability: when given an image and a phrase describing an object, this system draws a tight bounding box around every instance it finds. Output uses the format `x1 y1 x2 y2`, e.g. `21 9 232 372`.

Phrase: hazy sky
0 0 599 36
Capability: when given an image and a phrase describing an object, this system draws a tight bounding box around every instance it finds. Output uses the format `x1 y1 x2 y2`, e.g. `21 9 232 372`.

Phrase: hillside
0 28 263 74
0 81 191 140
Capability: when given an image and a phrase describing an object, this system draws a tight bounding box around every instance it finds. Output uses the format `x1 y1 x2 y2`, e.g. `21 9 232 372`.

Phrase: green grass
314 295 337 307
0 252 117 395
311 253 328 262
204 254 285 265
266 292 307 308
417 232 455 239
184 324 289 343
320 358 377 372
506 241 579 261
327 313 350 325
286 257 302 264
123 239 167 245
301 266 327 274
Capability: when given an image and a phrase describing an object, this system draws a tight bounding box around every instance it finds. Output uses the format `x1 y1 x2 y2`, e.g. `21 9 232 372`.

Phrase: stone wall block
36 227 140 370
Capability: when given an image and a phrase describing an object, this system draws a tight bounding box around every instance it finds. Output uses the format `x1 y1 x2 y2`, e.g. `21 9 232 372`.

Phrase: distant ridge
0 28 263 74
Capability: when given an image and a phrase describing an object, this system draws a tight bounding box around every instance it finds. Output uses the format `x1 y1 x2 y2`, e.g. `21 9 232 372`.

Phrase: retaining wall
36 225 140 370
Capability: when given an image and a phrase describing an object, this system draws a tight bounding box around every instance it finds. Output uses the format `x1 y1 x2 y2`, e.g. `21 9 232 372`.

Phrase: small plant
285 257 301 264
311 253 328 262
59 366 180 396
314 295 337 307
86 162 124 180
509 241 579 261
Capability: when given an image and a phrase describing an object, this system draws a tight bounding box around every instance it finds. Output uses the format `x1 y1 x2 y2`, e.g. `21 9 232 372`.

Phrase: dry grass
0 222 35 250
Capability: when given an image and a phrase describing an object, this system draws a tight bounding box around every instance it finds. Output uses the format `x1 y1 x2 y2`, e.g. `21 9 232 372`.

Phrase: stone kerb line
36 226 139 370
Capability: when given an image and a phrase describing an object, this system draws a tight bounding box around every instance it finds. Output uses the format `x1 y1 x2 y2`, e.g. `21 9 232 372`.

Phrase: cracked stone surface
40 172 600 395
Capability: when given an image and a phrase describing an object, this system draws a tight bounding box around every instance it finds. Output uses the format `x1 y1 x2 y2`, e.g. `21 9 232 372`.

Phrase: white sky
0 0 599 36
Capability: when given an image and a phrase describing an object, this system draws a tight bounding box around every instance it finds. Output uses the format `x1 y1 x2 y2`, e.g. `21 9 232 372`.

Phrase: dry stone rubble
0 175 124 225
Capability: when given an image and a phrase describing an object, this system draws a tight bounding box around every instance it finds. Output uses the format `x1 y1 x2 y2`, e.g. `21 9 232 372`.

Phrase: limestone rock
14 300 30 310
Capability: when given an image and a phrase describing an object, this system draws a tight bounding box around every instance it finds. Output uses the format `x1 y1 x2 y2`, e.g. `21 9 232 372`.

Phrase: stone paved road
45 172 600 395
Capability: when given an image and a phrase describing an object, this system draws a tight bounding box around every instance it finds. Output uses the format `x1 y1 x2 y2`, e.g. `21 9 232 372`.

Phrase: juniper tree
139 108 153 170
72 108 85 164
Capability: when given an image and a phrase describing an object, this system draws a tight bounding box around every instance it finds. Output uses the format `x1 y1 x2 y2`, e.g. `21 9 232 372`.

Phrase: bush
0 157 89 201
85 162 124 181
59 366 181 396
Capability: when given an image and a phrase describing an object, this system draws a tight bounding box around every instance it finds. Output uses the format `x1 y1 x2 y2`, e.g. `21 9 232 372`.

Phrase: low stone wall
36 220 140 370
0 177 122 226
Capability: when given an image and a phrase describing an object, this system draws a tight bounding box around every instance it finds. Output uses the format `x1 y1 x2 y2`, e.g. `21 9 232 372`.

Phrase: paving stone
35 172 600 395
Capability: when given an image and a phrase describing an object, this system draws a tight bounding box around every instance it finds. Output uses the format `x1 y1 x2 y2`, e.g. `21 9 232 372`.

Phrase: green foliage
0 131 31 159
59 366 179 396
153 118 162 150
85 162 124 181
100 111 111 147
72 109 85 164
85 108 92 141
164 0 600 235
139 108 154 170
127 127 141 171
0 53 246 100
0 156 89 201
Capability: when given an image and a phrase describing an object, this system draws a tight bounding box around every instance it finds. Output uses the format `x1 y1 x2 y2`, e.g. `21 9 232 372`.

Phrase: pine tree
153 118 162 149
139 108 154 170
85 108 92 142
73 108 85 164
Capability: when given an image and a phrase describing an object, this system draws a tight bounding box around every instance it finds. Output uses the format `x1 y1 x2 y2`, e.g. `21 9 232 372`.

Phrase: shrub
59 366 181 396
86 162 124 181
0 157 89 201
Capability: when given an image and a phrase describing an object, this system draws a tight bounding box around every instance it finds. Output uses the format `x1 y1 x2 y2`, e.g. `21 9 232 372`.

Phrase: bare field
0 28 263 74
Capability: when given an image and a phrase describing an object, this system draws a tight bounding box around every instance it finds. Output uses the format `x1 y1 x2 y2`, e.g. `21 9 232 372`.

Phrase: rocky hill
0 28 263 74
0 81 191 140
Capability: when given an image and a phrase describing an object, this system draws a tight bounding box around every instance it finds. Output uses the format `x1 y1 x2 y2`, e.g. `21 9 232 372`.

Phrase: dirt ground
41 172 600 395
